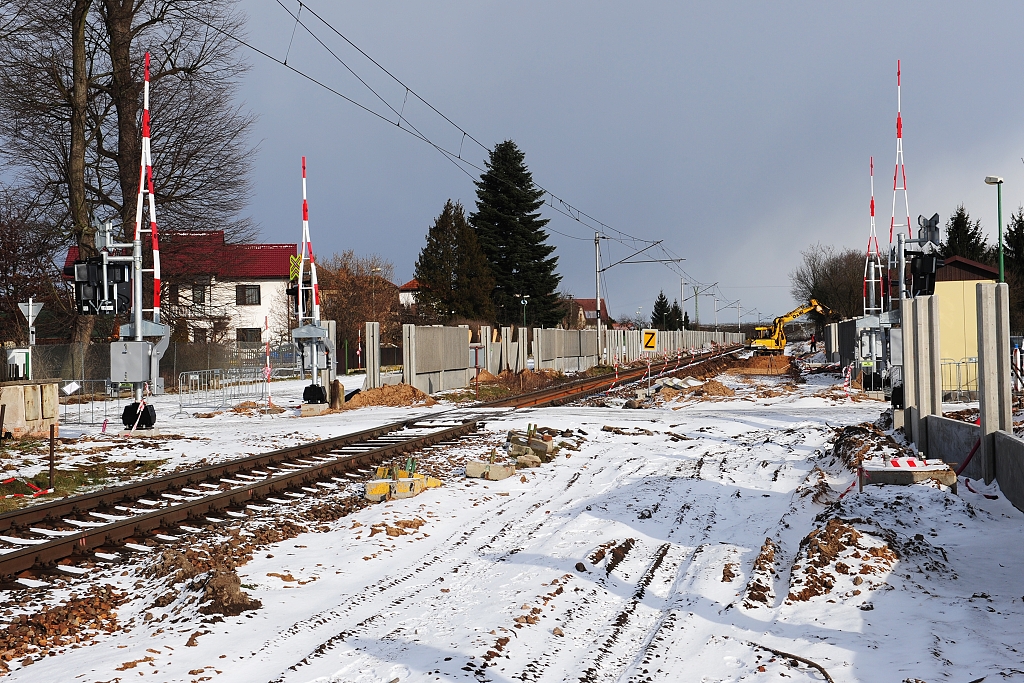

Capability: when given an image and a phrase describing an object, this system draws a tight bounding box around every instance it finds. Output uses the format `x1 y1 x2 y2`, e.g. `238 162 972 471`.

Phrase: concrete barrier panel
925 415 981 480
994 431 1024 513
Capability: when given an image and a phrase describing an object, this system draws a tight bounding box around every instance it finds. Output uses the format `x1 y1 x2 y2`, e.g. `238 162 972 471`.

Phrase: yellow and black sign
642 328 658 351
289 254 301 281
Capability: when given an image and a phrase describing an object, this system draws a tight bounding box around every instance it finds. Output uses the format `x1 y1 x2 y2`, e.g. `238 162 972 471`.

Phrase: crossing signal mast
864 157 884 316
290 157 335 405
73 52 169 430
888 60 912 302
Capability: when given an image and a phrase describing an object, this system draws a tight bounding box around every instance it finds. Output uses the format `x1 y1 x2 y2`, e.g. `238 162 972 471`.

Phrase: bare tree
0 0 257 341
0 186 73 342
317 252 400 349
789 243 862 320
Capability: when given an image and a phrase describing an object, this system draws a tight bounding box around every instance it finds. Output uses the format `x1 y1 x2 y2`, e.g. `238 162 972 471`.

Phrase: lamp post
515 293 529 328
985 176 1004 283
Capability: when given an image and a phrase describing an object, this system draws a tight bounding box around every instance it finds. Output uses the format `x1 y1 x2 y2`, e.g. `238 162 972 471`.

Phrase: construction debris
364 459 442 501
341 383 436 410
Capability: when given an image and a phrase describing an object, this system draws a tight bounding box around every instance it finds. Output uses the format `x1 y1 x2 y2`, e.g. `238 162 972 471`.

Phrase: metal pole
998 182 1004 283
595 233 602 362
693 286 700 326
49 424 55 490
897 233 907 301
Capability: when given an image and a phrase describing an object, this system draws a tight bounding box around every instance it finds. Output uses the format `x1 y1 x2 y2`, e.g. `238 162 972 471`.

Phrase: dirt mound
496 369 559 392
199 569 261 616
341 383 436 410
231 401 259 413
475 369 499 383
830 423 904 470
786 519 898 603
698 380 735 397
742 538 778 608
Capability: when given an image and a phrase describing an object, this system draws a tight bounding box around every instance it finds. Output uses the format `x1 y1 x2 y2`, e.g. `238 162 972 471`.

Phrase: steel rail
0 421 475 578
0 343 741 578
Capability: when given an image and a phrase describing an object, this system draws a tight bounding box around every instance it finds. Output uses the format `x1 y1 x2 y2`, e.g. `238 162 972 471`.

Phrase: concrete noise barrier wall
532 328 599 373
402 324 471 394
901 295 942 450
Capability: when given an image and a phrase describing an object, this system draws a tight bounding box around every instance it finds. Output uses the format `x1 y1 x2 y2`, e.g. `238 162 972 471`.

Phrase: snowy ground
3 365 1024 683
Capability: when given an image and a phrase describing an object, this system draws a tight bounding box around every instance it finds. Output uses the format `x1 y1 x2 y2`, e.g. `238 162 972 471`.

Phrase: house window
166 284 179 305
236 327 262 343
236 284 261 306
192 284 207 305
193 328 207 343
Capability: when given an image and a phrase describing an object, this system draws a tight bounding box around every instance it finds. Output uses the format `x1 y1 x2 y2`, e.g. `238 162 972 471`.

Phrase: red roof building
571 298 613 327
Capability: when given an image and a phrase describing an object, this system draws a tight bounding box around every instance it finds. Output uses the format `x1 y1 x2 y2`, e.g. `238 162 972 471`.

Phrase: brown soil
199 569 261 616
722 563 737 582
727 355 792 375
830 423 906 470
0 585 125 671
786 519 897 603
605 538 635 575
475 369 499 383
496 369 562 393
340 383 436 410
742 538 778 608
698 379 735 397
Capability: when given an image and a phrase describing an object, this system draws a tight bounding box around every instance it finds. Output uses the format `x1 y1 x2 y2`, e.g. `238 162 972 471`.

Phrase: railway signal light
910 254 944 296
70 258 131 315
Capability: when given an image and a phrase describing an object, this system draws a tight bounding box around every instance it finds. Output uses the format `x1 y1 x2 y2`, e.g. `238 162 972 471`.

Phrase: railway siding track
0 344 741 581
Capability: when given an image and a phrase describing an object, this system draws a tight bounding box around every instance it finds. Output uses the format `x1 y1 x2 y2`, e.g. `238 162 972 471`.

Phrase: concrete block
977 283 999 483
860 463 957 492
300 403 328 417
465 461 516 481
364 480 391 502
23 385 40 422
517 454 542 468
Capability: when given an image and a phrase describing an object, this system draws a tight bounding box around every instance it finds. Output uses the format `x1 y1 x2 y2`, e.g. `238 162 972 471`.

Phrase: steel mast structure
864 157 883 316
888 60 912 302
291 157 334 402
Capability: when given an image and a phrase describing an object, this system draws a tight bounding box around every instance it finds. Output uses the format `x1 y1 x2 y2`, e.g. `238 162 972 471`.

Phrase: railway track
0 344 741 583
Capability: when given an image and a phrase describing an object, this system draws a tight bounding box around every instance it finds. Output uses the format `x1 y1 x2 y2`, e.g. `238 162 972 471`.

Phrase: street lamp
515 293 530 328
985 175 1004 283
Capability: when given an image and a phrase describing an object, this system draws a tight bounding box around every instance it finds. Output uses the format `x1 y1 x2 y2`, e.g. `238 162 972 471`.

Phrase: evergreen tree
414 200 495 322
941 205 989 263
1004 206 1024 278
683 311 690 330
470 140 561 326
651 291 671 330
668 300 684 331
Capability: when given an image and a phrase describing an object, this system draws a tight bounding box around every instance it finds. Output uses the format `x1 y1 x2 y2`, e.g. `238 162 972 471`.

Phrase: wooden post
0 404 5 443
49 423 55 489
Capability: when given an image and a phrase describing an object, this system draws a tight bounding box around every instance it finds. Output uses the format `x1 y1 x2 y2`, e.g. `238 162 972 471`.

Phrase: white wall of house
225 279 291 342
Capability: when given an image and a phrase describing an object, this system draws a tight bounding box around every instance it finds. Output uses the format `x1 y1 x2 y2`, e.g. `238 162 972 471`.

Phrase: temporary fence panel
177 368 266 413
402 325 471 394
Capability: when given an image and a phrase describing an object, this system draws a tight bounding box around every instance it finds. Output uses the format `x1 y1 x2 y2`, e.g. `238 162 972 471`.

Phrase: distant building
66 230 296 343
398 279 420 310
570 298 613 328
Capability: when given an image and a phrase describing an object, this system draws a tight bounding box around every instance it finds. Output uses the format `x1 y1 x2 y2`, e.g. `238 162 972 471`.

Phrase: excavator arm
749 299 832 354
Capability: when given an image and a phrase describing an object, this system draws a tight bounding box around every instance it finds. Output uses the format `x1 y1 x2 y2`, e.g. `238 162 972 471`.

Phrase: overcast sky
236 1 1024 323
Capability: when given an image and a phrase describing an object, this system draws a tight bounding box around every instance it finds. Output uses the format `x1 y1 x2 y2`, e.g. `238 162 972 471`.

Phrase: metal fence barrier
941 357 978 403
176 368 267 414
59 379 135 426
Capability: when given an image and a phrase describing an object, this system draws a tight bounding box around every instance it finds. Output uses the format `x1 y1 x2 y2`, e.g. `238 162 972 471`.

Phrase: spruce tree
1004 207 1024 278
470 140 561 326
414 200 460 322
414 200 495 322
683 311 690 330
669 300 684 331
942 205 989 262
651 291 671 330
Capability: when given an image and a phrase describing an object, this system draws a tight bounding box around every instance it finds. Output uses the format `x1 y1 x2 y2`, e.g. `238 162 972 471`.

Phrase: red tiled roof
572 298 613 322
398 279 420 292
65 231 297 279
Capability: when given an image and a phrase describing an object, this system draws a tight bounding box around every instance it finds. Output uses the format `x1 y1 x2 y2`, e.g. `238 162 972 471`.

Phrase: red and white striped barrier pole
133 52 161 324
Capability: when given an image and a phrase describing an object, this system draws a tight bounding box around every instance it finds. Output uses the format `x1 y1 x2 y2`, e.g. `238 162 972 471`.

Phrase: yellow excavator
748 299 832 355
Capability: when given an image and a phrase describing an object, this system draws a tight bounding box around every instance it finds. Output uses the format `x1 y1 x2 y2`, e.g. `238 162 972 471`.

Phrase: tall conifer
651 291 671 330
470 140 561 326
414 200 494 322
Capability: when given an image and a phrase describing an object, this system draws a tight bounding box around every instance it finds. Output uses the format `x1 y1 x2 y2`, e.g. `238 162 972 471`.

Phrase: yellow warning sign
289 254 301 281
642 328 658 351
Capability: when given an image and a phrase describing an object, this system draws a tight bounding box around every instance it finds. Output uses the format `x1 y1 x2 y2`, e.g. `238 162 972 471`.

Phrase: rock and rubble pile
341 383 436 410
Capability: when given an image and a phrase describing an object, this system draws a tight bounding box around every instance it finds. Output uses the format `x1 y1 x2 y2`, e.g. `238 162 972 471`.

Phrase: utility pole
595 233 602 362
